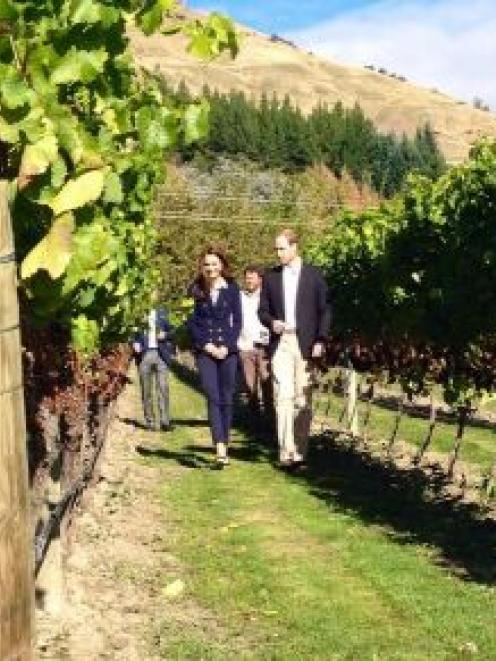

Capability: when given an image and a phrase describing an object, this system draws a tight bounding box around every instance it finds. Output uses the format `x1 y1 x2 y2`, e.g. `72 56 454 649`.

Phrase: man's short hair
277 228 298 245
244 264 263 277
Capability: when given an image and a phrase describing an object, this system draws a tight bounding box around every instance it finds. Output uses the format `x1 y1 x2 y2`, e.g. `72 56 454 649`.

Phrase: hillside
129 21 496 163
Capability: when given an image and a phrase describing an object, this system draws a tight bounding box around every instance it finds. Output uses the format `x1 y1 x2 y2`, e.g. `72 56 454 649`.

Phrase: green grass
141 371 496 660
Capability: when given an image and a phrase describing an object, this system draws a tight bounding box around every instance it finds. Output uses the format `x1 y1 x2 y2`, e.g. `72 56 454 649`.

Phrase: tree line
161 79 446 197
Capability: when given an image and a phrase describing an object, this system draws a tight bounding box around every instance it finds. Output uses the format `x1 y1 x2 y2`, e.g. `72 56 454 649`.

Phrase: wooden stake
386 394 404 456
346 368 359 436
413 393 437 465
447 406 468 478
0 180 34 660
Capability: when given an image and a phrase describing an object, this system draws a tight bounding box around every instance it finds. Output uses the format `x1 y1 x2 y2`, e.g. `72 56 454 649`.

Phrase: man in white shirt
238 265 272 414
259 229 330 467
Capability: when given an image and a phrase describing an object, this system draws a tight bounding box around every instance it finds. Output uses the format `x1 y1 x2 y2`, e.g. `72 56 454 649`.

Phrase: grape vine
308 139 496 409
0 0 237 353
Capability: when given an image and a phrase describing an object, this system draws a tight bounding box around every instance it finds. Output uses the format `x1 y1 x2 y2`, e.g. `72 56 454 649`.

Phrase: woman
188 247 242 465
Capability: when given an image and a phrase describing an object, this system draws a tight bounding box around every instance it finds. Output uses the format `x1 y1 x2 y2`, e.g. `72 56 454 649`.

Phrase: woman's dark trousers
197 353 238 443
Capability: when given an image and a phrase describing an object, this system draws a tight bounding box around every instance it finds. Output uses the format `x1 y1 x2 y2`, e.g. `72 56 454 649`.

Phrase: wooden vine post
346 368 359 436
0 180 34 660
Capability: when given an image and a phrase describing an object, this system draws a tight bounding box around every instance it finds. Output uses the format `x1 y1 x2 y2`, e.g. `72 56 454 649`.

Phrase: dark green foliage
165 80 446 196
307 139 496 405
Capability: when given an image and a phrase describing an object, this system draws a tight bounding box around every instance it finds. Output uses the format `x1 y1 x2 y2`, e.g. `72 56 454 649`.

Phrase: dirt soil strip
36 373 222 660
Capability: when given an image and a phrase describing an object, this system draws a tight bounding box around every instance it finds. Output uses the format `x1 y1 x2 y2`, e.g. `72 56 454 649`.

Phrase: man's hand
311 342 325 359
157 330 166 341
272 320 285 334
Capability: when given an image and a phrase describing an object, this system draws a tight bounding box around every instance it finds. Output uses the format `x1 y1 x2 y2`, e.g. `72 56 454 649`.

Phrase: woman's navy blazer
188 281 242 353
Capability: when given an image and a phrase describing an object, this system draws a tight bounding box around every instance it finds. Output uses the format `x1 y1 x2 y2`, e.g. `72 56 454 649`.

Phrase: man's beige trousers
272 333 312 462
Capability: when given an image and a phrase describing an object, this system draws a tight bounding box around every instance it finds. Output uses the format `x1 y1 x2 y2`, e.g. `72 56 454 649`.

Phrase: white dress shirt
210 277 228 305
148 308 157 349
238 289 269 351
282 257 302 330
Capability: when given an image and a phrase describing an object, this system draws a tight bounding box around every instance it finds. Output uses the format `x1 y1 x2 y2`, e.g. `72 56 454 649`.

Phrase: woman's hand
216 346 228 360
204 343 228 359
204 342 217 356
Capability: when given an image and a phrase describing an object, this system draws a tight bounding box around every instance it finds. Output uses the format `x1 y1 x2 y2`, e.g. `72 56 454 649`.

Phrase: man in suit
133 303 175 431
259 228 330 466
238 265 272 414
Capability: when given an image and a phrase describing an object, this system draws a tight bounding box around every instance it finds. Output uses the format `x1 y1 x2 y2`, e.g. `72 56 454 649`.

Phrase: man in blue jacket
133 304 174 431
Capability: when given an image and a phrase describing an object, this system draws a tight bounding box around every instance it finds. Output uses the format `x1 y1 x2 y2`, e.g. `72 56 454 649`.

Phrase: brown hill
129 21 496 163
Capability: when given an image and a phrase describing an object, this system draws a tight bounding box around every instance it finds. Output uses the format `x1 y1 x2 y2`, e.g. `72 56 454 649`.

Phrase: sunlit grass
138 372 496 659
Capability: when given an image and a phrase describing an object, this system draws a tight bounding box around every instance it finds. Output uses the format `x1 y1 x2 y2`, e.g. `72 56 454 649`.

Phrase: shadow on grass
172 418 210 427
135 444 214 470
119 415 209 430
297 432 496 585
172 359 496 586
118 416 150 430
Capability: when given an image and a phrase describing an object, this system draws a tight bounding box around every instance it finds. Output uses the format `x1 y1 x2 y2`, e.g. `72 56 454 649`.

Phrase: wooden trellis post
0 180 34 660
346 368 359 436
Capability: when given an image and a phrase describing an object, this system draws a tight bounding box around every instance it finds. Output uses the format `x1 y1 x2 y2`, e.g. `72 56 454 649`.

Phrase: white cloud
287 0 496 109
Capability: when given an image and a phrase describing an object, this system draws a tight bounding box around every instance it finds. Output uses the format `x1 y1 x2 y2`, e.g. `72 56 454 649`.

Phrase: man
238 265 272 415
133 302 175 431
259 229 330 467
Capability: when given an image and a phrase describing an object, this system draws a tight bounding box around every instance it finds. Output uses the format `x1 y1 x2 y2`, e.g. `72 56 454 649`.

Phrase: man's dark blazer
133 308 175 365
258 263 331 358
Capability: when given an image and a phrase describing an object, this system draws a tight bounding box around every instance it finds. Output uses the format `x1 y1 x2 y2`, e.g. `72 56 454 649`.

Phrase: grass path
145 370 496 659
36 368 496 659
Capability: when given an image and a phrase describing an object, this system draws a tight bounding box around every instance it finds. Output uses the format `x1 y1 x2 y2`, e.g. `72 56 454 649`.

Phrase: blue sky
186 0 496 109
187 1 369 33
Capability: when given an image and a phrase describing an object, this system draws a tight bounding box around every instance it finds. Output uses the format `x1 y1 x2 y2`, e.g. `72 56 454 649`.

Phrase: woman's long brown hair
191 245 232 298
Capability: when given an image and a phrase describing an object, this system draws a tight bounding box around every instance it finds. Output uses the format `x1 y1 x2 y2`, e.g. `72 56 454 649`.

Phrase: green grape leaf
186 29 216 60
71 314 100 354
51 48 108 85
158 0 178 9
99 6 121 27
208 13 232 43
56 116 85 164
136 3 162 36
76 286 96 308
161 23 182 36
21 212 75 280
50 169 105 215
184 101 209 144
62 222 118 293
0 0 17 22
69 0 102 25
0 115 19 143
136 0 178 35
51 157 68 189
136 106 177 150
0 63 35 108
103 170 123 205
19 134 59 178
93 258 117 286
185 13 238 60
0 35 14 62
